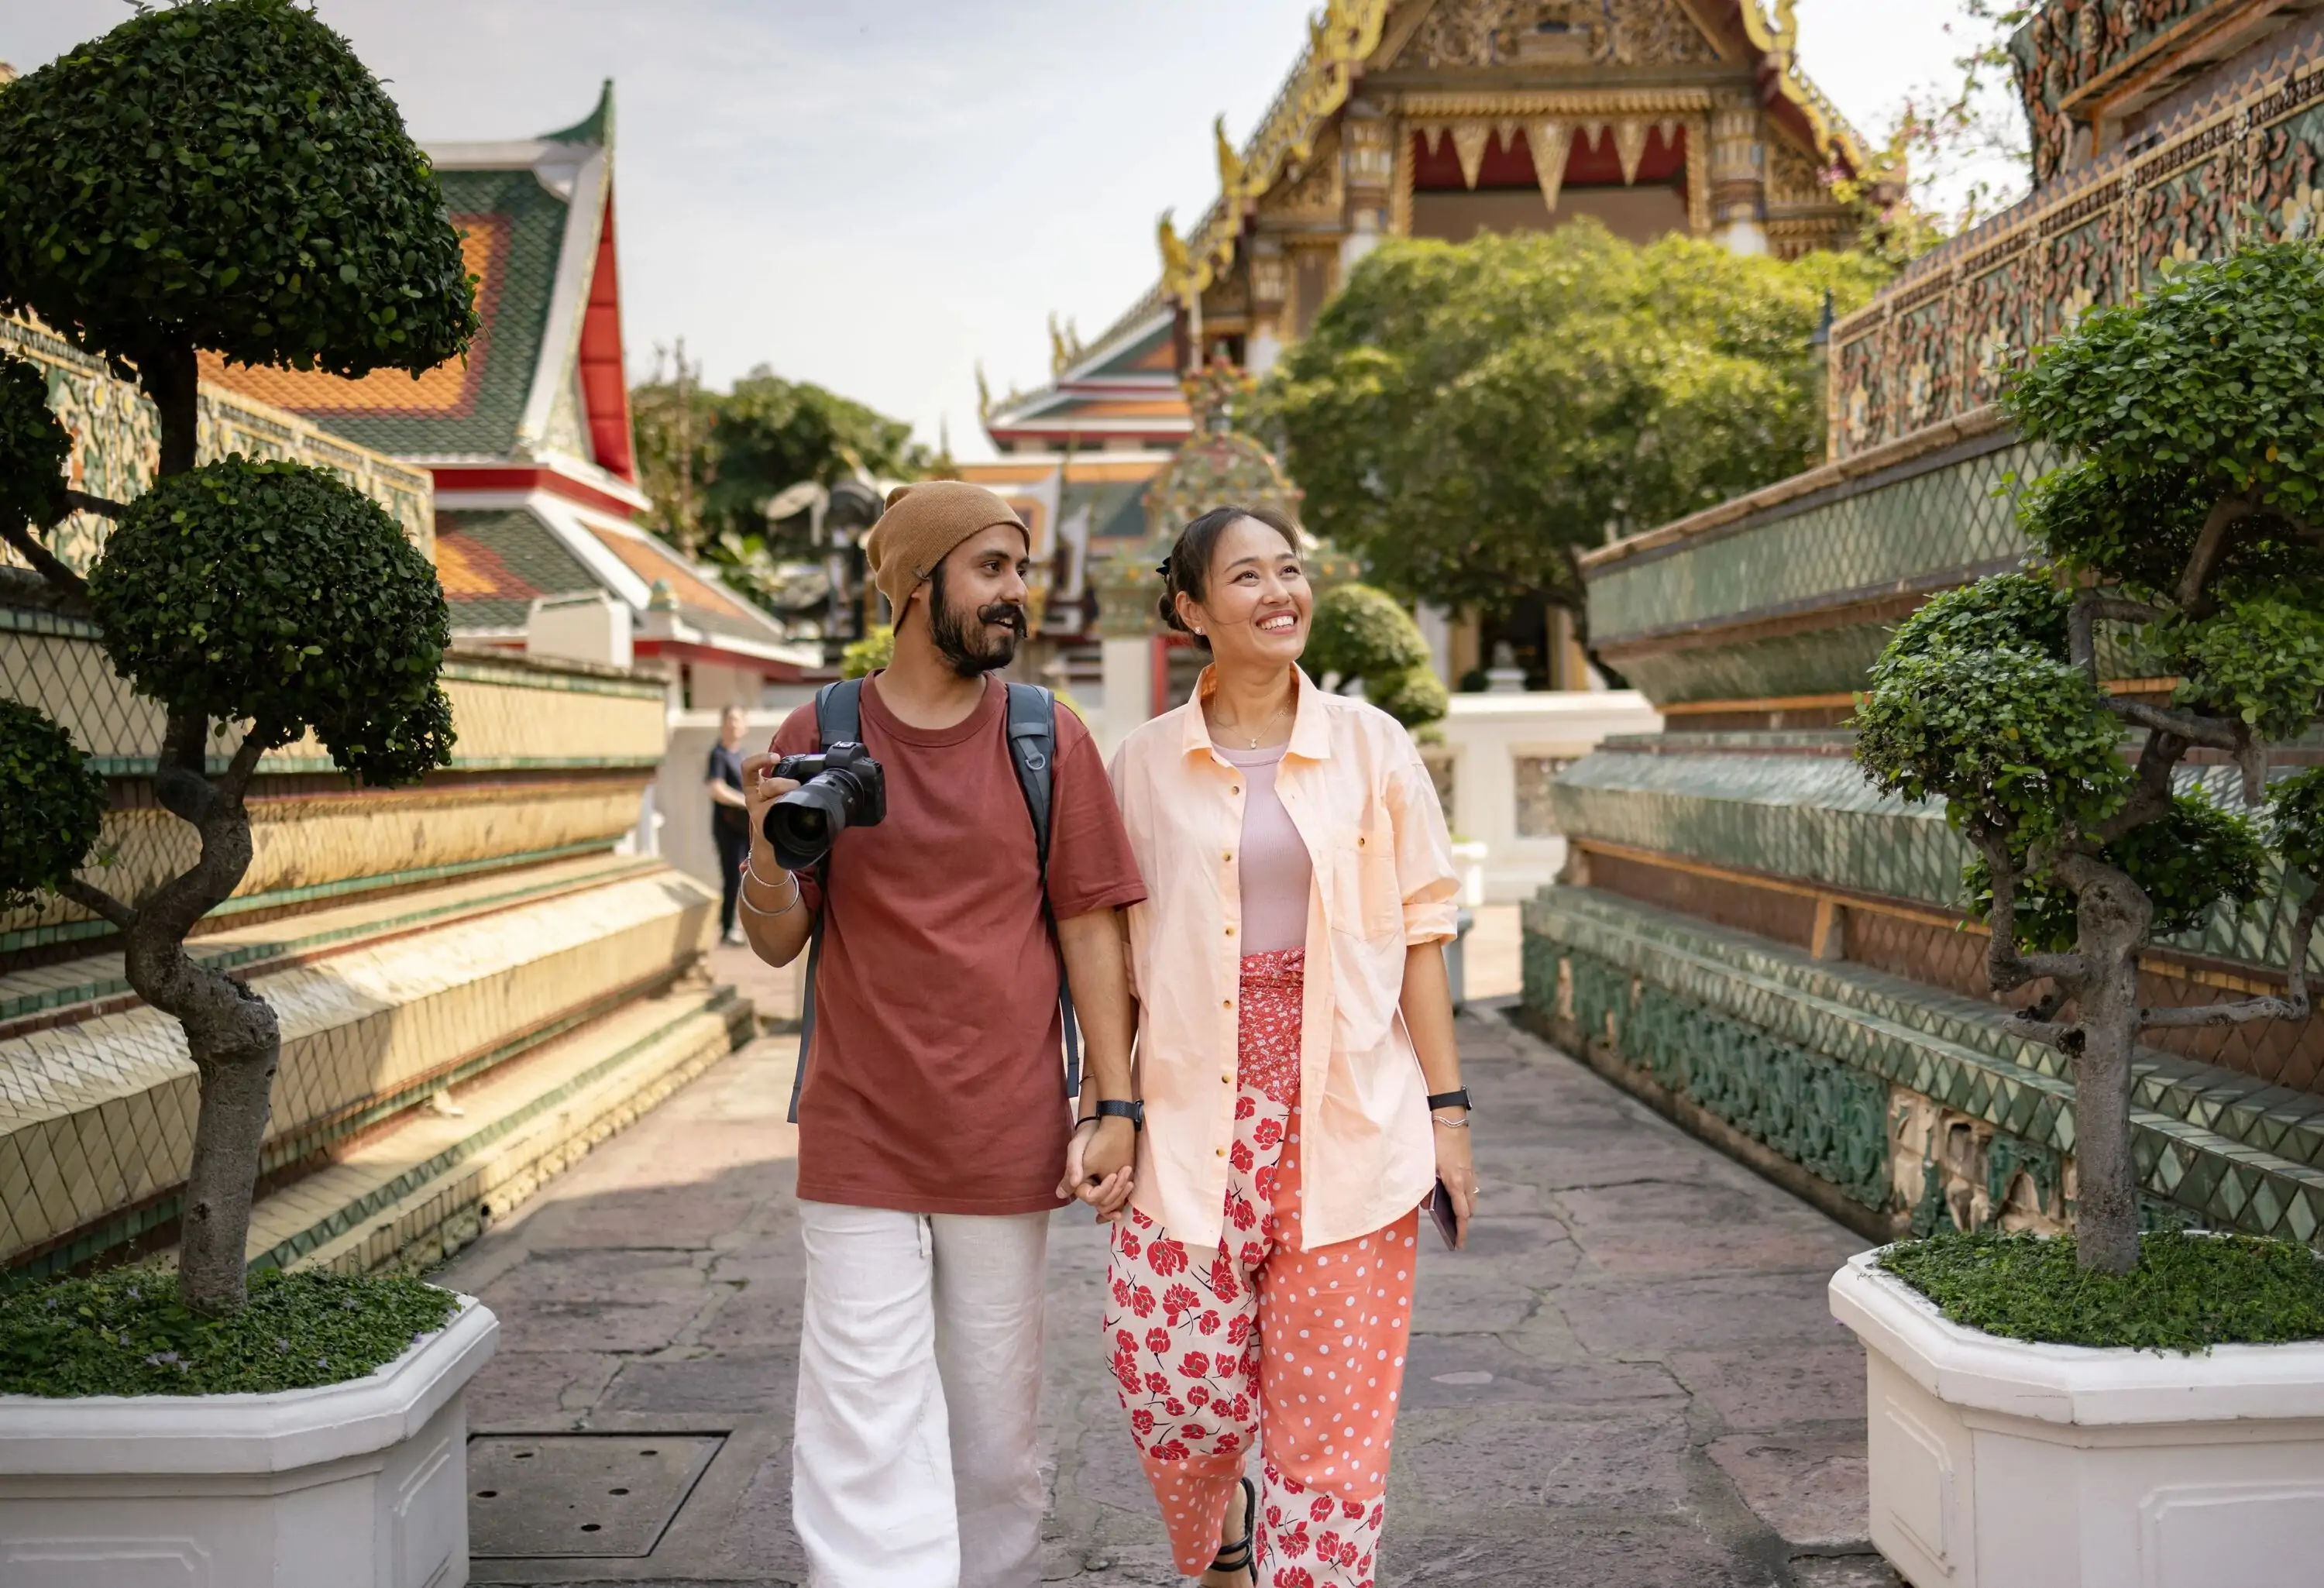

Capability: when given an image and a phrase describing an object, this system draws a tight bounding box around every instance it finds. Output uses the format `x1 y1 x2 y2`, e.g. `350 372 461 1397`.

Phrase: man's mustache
978 603 1029 634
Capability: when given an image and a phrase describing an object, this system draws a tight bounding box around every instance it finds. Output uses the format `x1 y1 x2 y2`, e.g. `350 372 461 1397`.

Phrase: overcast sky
5 1 2023 462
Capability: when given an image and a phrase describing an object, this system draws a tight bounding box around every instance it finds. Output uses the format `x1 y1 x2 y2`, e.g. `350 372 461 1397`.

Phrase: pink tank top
1215 741 1312 955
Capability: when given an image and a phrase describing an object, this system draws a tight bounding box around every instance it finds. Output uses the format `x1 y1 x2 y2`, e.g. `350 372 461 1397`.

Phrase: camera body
763 740 886 871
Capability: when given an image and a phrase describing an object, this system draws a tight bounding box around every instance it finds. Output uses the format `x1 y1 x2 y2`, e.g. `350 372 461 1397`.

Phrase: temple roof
202 83 638 494
982 312 1189 451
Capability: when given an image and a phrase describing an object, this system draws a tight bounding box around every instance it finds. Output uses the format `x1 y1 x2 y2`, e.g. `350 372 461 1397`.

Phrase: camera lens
765 777 854 871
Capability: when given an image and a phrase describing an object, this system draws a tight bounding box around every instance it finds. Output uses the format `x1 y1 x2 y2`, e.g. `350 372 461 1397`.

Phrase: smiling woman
1102 503 1474 1586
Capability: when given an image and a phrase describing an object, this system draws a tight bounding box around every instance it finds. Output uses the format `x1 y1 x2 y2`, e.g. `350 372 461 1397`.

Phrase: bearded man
737 482 1145 1587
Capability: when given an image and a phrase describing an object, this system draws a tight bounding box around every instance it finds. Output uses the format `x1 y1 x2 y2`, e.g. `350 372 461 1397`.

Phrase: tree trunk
177 1012 281 1315
2072 950 2144 1274
123 727 280 1316
143 333 201 479
2061 858 2152 1275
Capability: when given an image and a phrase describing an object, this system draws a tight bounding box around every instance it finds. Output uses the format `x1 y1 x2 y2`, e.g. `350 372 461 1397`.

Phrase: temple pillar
1249 241 1287 376
1091 541 1165 756
1710 91 1767 256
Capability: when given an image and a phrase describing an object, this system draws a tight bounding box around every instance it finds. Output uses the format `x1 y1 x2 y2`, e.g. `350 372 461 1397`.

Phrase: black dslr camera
762 741 886 871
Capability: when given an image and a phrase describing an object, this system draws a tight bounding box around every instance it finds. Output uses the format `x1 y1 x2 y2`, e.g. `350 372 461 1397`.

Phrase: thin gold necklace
1215 696 1291 749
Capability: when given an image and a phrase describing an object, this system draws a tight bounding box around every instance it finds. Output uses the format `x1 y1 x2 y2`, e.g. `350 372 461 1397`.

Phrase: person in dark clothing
707 704 753 946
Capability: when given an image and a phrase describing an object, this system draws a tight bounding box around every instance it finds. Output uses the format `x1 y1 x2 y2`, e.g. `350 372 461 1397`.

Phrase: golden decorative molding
1526 119 1574 211
1685 112 1712 233
1394 88 1716 119
1391 0 1720 70
1391 112 1416 236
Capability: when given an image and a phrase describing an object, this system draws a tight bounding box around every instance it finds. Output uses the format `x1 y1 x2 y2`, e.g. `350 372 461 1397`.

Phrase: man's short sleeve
1044 707 1147 919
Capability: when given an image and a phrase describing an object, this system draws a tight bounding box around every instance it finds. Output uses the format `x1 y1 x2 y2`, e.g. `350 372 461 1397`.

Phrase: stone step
242 980 755 1278
1 861 720 1283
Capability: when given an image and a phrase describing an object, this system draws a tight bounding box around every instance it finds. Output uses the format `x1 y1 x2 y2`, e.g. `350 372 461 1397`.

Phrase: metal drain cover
468 1434 724 1558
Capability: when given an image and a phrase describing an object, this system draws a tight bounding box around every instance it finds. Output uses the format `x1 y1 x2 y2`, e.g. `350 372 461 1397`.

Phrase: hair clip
1155 556 1172 580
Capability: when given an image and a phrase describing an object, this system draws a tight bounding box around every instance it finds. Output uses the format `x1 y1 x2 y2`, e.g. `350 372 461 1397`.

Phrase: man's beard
927 564 1026 678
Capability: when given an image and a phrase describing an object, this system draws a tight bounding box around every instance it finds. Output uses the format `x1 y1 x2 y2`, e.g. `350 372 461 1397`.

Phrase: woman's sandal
1205 1476 1257 1585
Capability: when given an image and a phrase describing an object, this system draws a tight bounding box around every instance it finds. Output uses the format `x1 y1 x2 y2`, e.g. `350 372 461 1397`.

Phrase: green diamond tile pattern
1524 885 2324 1244
436 507 602 631
1588 436 2052 647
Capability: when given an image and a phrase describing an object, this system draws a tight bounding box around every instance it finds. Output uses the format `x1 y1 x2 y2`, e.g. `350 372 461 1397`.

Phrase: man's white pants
793 1201 1049 1588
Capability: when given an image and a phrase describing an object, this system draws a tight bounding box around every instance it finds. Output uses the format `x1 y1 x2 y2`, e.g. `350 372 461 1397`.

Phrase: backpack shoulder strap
786 675 865 1124
1002 683 1081 1098
1003 682 1057 874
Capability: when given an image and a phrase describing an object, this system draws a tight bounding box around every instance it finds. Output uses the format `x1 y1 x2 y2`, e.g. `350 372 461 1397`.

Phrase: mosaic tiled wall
1524 888 2324 1245
0 315 435 572
1830 33 2324 457
1550 747 2324 971
1585 425 2046 706
1 620 668 957
2009 1 2233 185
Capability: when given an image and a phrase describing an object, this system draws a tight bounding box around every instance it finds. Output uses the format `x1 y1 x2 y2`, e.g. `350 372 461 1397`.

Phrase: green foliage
2268 765 2324 879
0 355 68 534
0 699 106 911
1855 576 2123 844
1260 223 1887 618
1305 583 1429 680
0 1267 458 1397
1965 790 2267 950
1879 1229 2324 1352
2003 244 2324 524
1883 570 2071 664
2017 462 2323 599
0 0 476 378
840 624 892 679
2154 587 2324 741
1301 586 1446 730
87 458 452 785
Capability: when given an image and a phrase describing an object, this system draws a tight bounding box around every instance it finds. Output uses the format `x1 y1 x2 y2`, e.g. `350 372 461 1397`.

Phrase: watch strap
1095 1098 1145 1130
1427 1088 1472 1112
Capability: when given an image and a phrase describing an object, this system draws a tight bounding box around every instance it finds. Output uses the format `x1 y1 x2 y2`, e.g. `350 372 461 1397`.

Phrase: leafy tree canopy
0 356 68 534
1260 222 1886 623
0 0 476 379
632 363 927 558
87 456 453 785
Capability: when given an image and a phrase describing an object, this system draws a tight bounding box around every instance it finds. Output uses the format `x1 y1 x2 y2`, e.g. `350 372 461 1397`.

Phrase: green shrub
0 700 107 911
1305 583 1446 730
0 0 476 378
88 458 452 784
0 356 68 534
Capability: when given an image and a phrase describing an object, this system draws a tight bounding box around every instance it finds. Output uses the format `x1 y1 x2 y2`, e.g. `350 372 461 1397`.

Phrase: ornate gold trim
1391 115 1415 236
1394 88 1717 119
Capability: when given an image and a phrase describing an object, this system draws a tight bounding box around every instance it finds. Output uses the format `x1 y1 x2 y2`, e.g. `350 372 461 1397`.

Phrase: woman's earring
1195 627 1205 636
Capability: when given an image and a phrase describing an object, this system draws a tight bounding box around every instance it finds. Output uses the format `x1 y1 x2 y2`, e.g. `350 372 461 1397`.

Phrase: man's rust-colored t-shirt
773 675 1146 1215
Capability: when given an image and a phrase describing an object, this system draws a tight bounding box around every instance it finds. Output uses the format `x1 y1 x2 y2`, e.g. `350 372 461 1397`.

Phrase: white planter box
0 1294 497 1588
1829 1250 2324 1588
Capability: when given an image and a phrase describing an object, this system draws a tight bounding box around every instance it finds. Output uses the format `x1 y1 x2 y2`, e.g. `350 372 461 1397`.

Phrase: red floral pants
1105 948 1420 1588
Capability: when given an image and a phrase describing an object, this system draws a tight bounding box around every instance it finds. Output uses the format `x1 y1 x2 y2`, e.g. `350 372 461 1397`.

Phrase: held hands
1432 1113 1478 1249
1059 1115 1136 1222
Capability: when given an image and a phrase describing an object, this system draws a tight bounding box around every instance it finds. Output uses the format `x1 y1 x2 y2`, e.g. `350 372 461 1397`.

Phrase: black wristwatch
1427 1088 1472 1112
1088 1098 1145 1131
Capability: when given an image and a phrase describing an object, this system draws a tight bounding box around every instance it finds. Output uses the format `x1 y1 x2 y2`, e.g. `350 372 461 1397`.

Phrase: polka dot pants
1104 948 1418 1587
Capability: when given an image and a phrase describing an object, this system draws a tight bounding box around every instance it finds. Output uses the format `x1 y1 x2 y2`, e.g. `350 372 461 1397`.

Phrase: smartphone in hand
1425 1177 1463 1250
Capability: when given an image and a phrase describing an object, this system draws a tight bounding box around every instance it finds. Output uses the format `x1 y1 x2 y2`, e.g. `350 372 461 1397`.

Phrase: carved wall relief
1396 0 1717 70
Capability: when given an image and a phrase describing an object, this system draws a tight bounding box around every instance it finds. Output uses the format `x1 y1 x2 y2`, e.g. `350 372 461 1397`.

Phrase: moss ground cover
1880 1229 2324 1353
0 1267 459 1397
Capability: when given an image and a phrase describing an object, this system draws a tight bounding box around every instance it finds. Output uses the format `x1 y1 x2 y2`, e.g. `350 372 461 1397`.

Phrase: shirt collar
1176 665 1333 761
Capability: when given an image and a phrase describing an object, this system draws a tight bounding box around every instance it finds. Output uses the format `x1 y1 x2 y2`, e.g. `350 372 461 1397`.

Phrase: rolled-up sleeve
1387 737 1459 944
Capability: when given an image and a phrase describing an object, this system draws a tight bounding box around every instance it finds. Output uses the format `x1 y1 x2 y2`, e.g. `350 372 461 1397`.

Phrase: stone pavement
438 987 1899 1587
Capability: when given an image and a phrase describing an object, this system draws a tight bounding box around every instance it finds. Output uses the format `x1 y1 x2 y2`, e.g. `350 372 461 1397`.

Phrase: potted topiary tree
1838 242 2324 1586
0 5 496 1583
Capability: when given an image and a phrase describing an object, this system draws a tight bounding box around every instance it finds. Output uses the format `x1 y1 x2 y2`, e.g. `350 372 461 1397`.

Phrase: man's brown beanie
864 481 1027 617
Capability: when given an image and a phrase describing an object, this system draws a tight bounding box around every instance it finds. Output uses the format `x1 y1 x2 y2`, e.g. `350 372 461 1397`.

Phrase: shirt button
1222 1074 1232 1084
1231 785 1242 796
1215 1147 1226 1157
1225 926 1235 937
1222 998 1234 1009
